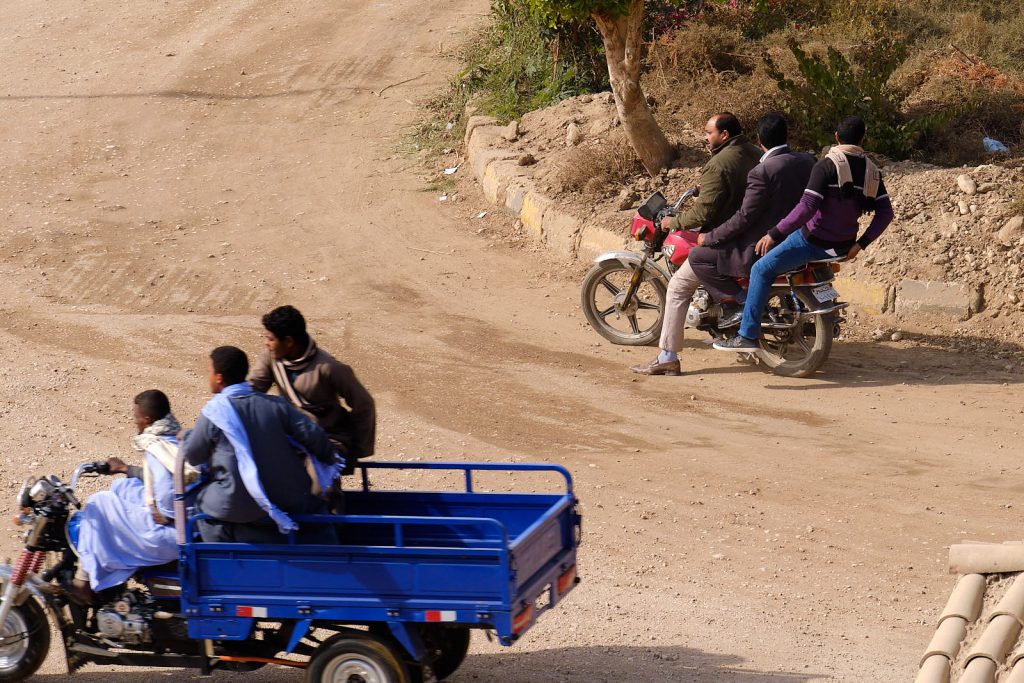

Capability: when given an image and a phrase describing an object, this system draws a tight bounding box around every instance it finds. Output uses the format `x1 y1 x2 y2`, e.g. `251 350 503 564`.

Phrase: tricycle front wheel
306 635 411 683
0 598 50 682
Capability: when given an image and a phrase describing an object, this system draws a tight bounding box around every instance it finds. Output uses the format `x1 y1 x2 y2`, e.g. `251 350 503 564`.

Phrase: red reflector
512 605 534 635
424 610 456 622
557 565 577 594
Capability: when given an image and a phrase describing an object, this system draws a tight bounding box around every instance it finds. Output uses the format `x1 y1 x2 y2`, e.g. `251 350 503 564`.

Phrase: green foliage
764 36 955 159
526 0 633 25
457 0 608 122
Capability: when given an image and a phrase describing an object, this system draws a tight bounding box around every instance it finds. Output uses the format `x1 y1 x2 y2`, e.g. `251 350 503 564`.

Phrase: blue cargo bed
179 462 581 646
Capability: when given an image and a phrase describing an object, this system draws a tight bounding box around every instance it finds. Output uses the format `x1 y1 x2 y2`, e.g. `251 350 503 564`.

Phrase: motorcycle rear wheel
0 598 50 682
581 261 666 346
755 289 834 378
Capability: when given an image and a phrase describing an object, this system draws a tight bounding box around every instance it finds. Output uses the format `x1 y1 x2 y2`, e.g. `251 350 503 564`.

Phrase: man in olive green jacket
631 112 761 376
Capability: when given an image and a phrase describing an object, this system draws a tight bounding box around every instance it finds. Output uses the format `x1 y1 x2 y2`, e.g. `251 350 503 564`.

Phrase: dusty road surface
2 1 1023 681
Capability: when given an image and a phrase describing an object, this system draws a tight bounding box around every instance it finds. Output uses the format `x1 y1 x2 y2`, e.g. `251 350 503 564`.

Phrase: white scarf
132 413 195 524
828 144 880 199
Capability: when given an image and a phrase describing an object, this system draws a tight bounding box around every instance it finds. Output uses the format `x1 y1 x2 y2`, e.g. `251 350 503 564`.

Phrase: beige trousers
659 260 701 353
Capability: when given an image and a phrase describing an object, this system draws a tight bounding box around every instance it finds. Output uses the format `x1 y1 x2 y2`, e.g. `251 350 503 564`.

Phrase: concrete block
464 115 498 146
469 147 511 186
896 279 972 318
482 160 529 206
835 277 889 316
520 192 551 241
504 182 529 215
542 209 582 256
480 163 507 205
577 224 630 261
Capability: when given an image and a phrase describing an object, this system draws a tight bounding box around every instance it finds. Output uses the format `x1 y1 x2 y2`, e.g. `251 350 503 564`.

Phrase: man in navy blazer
687 114 815 327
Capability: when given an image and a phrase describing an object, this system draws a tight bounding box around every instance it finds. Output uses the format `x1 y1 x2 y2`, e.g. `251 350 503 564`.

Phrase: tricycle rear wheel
0 598 50 682
307 635 411 683
420 626 469 681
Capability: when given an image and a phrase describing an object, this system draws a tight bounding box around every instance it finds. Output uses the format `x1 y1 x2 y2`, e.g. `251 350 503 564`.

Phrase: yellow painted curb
520 192 550 241
835 276 888 315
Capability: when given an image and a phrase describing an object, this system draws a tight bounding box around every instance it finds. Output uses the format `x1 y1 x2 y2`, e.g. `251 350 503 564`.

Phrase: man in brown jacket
248 306 376 473
631 112 761 376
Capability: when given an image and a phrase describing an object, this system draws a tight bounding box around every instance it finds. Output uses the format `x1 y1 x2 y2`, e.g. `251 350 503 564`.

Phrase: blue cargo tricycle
0 460 581 682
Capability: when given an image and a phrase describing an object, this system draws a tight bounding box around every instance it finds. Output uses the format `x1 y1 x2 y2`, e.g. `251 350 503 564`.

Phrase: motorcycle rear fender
593 251 671 283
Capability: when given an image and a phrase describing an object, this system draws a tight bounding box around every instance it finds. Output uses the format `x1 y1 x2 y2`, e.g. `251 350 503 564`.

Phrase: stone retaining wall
465 117 977 320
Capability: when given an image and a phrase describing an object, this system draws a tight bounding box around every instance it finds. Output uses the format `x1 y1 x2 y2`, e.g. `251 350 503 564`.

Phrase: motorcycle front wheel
581 261 667 346
0 598 50 682
755 289 834 378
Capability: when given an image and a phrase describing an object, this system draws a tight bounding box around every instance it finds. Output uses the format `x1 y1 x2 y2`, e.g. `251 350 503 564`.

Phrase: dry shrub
648 24 754 78
900 50 1024 164
555 132 644 196
647 61 785 143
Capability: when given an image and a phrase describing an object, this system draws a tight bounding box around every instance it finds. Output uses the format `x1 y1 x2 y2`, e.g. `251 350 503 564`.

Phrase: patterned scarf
131 413 189 525
271 338 318 409
828 144 880 201
132 413 181 452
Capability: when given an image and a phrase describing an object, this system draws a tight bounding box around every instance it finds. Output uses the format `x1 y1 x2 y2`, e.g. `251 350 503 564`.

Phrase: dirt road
1 1 1023 681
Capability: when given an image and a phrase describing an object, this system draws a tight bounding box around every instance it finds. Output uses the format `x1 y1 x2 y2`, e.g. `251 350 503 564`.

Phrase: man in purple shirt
715 116 895 351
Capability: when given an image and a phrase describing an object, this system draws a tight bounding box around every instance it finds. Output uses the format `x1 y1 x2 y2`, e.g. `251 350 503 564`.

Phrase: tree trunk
593 1 676 176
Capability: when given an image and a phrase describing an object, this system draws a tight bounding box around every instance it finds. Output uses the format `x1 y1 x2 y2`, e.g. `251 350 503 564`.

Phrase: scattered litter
439 195 448 202
445 122 454 131
443 164 460 175
983 137 1010 154
476 211 487 219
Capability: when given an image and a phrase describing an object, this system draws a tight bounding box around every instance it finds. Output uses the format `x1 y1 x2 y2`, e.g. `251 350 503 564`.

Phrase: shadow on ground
453 644 822 682
37 645 823 683
694 332 1024 388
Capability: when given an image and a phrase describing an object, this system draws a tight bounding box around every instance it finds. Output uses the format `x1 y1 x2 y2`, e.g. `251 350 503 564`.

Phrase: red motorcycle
580 190 849 377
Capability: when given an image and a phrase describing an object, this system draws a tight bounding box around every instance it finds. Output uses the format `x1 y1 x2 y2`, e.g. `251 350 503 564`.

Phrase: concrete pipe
1007 659 1024 683
991 574 1024 625
913 654 950 683
950 545 1024 574
938 574 986 624
966 613 1022 665
921 616 968 664
958 656 998 683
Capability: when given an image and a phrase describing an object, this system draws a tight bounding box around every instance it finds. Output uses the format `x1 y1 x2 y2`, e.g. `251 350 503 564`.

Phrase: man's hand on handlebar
843 244 862 262
105 457 129 475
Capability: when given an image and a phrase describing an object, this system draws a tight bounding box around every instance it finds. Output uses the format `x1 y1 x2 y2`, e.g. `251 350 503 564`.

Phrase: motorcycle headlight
17 477 36 508
29 478 55 503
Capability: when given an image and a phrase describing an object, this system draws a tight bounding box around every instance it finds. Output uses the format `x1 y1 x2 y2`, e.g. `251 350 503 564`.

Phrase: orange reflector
512 604 534 635
557 565 577 595
831 263 841 273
